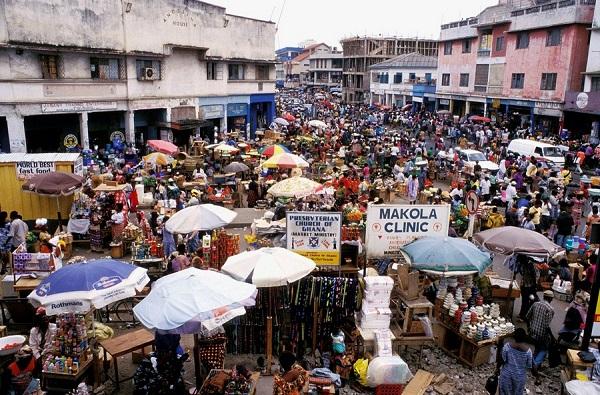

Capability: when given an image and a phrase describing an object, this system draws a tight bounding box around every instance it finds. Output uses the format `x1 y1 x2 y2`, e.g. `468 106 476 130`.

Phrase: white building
283 43 330 87
306 52 343 88
0 0 276 153
369 53 438 111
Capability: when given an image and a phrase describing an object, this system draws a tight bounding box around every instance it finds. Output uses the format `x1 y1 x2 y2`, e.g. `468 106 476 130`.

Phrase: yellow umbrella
143 152 174 166
262 153 309 169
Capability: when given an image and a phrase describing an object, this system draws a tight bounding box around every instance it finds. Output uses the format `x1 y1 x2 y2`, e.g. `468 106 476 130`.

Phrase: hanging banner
286 211 342 266
16 160 56 180
366 204 450 258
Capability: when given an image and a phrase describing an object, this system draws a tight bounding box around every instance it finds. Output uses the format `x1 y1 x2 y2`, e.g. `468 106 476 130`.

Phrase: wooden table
437 321 504 367
566 348 595 380
42 357 93 392
99 328 155 390
13 277 41 297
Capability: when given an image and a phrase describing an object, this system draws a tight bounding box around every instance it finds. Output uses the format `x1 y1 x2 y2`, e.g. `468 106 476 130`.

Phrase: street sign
466 191 479 214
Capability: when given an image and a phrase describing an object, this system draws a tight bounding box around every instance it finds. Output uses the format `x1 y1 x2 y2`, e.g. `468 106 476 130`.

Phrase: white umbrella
308 120 327 129
133 268 257 334
222 248 316 371
165 204 237 234
273 117 290 126
267 176 322 198
134 268 257 389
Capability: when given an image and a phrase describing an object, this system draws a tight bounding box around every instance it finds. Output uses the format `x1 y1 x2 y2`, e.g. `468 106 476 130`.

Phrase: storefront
227 103 248 135
533 101 562 136
134 108 166 144
0 117 9 153
249 93 275 136
24 113 80 153
199 104 225 141
564 91 600 142
87 111 126 149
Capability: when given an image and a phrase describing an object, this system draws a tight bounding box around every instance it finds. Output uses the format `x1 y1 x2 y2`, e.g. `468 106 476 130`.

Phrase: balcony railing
477 49 491 57
474 85 487 93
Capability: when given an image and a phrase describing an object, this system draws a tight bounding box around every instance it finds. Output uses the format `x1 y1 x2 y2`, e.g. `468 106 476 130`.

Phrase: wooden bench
99 328 155 390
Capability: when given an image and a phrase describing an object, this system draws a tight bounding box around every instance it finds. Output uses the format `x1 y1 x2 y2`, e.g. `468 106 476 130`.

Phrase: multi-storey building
306 51 343 89
340 36 438 104
369 53 438 112
275 47 303 88
283 43 331 87
0 0 276 153
563 0 600 141
436 0 594 134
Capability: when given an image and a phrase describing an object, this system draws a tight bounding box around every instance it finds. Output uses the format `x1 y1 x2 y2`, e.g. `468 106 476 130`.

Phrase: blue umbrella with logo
402 236 492 275
28 259 150 315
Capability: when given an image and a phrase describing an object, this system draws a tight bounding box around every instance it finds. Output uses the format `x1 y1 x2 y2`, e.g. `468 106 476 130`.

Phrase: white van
507 139 565 166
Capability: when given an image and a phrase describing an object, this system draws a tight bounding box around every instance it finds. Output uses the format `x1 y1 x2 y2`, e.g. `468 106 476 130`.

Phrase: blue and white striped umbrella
402 237 492 275
28 259 149 315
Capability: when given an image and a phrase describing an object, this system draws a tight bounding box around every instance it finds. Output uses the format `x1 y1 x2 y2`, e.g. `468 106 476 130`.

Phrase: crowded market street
2 0 600 394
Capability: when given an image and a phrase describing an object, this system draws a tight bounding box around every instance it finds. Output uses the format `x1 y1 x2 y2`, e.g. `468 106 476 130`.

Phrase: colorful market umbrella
143 152 174 167
402 237 492 275
147 140 178 155
473 226 563 257
222 248 316 371
133 268 257 389
469 115 492 123
224 161 250 173
273 117 290 126
267 176 322 198
308 120 327 129
282 113 295 122
262 153 309 169
259 144 290 158
28 259 150 315
165 204 237 234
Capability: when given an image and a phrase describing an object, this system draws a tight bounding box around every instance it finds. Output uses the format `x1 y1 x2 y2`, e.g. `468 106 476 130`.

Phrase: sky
208 0 498 49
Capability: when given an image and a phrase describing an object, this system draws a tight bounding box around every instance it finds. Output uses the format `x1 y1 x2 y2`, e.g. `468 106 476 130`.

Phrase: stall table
437 321 504 367
43 357 93 392
566 348 595 380
100 328 155 390
13 277 41 297
355 326 397 356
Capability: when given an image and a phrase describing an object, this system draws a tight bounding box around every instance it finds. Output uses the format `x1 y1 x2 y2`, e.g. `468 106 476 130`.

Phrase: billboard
366 204 450 258
286 212 342 266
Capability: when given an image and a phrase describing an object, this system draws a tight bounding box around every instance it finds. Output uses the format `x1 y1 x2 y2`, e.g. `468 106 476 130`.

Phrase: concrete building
340 36 438 104
436 0 594 134
275 46 303 88
306 51 343 89
283 43 331 87
369 53 438 111
0 0 276 153
563 0 600 141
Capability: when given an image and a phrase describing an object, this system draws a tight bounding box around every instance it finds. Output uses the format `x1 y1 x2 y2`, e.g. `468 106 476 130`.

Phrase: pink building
436 0 594 134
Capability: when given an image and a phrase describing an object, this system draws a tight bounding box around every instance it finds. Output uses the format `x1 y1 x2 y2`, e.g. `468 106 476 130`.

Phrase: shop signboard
227 103 248 117
16 160 56 180
286 211 342 266
200 104 224 119
74 156 84 176
365 204 450 258
41 101 117 113
439 99 450 105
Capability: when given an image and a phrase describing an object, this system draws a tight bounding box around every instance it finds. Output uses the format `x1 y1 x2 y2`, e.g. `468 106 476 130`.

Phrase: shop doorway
88 111 126 149
24 114 79 153
0 117 9 153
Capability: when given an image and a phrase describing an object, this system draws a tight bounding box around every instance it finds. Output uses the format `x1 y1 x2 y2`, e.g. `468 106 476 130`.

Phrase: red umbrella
282 113 295 122
147 140 178 155
401 103 412 111
469 115 492 123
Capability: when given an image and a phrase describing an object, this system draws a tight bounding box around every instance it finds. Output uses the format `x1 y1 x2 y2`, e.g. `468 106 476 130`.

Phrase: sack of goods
359 276 393 330
373 329 393 357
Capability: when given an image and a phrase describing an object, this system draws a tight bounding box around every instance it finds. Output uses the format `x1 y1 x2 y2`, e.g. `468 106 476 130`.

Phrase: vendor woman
29 307 56 372
110 203 125 240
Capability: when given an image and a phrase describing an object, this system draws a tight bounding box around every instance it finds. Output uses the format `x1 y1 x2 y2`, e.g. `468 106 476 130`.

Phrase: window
228 64 245 80
378 73 389 84
256 65 270 80
511 73 525 89
409 73 416 82
462 39 472 53
444 41 453 55
207 62 223 80
591 77 600 92
495 36 505 51
459 73 469 87
135 59 161 80
393 72 402 84
516 32 529 49
39 54 62 79
425 73 432 82
546 28 561 47
441 73 450 86
90 57 124 80
540 73 557 90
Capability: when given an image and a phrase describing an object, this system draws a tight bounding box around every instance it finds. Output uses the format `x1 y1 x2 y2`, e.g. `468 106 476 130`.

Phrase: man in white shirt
505 181 518 208
8 211 28 249
480 176 491 201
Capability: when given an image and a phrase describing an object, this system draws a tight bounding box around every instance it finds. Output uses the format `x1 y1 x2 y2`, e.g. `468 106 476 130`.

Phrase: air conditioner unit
142 67 156 80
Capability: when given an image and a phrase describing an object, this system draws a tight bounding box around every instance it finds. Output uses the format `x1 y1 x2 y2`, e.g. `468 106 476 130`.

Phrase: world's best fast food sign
366 204 450 258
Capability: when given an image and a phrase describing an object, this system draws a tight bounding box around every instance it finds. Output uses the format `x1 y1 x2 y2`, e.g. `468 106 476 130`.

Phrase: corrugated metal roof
0 153 80 163
370 52 438 70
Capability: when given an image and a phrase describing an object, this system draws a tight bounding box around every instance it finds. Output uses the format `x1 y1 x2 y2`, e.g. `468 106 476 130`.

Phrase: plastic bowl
0 335 26 356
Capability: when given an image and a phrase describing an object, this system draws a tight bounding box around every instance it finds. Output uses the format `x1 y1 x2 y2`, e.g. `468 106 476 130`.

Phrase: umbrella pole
56 196 63 233
266 287 273 375
506 269 517 317
193 333 201 390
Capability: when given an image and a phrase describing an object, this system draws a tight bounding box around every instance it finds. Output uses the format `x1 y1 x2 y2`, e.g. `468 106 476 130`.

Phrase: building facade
436 0 594 134
341 37 438 104
306 51 343 89
563 0 600 141
0 0 276 153
369 53 438 112
283 43 331 88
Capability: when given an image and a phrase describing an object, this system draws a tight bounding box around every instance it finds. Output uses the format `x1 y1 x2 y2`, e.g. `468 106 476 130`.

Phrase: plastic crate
375 384 404 395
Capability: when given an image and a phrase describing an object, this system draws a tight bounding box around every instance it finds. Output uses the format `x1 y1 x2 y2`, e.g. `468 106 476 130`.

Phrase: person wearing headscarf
29 307 56 372
559 291 589 344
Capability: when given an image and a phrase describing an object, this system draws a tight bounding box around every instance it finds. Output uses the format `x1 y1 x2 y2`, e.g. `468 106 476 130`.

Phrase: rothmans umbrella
402 237 492 275
262 153 309 169
165 204 237 234
223 161 250 174
28 259 149 316
473 226 563 257
273 117 290 126
222 248 316 371
133 268 257 389
147 140 178 155
267 176 321 198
